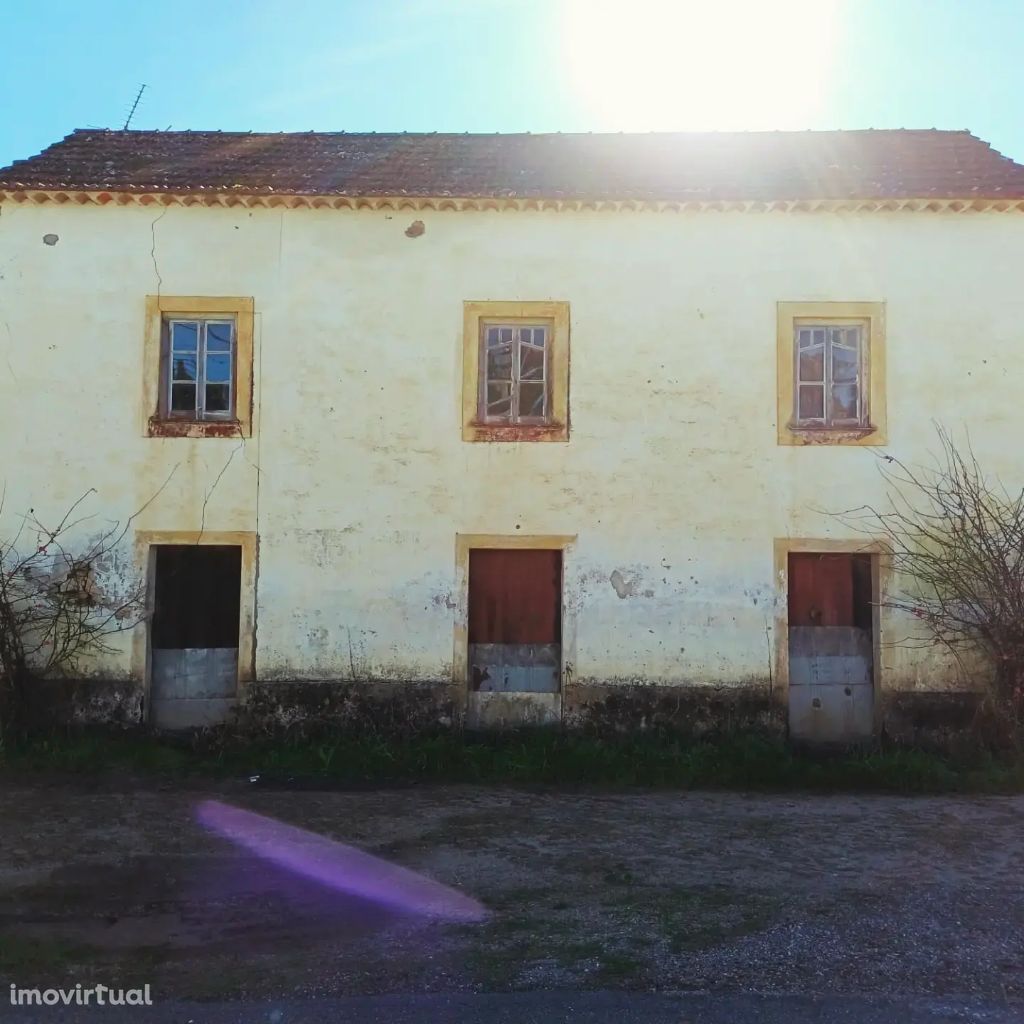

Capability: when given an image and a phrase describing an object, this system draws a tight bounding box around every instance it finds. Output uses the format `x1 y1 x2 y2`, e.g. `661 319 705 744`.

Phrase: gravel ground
0 778 1021 1004
5 992 1022 1024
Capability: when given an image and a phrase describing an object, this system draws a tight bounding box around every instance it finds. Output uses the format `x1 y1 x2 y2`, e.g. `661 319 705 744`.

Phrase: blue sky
2 0 1023 169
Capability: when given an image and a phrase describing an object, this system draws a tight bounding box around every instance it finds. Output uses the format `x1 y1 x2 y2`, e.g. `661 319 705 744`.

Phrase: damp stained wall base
466 691 561 729
13 676 1011 753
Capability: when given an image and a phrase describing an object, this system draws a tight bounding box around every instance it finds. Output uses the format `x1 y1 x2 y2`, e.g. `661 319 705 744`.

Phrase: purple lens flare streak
195 799 487 923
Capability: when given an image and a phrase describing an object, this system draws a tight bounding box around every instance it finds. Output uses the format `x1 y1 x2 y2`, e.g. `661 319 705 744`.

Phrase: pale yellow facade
2 199 1023 714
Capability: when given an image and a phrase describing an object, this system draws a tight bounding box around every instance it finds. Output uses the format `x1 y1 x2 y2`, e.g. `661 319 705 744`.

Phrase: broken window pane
520 382 545 417
798 347 824 383
486 382 512 417
832 344 859 384
798 384 824 420
794 322 866 427
520 344 544 381
480 321 552 424
487 348 513 385
831 383 859 420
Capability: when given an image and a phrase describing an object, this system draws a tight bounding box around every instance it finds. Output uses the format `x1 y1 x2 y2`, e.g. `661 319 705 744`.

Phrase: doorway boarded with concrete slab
787 551 876 744
150 544 241 729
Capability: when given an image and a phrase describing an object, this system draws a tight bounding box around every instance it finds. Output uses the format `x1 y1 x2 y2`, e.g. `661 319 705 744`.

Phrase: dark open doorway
150 545 242 729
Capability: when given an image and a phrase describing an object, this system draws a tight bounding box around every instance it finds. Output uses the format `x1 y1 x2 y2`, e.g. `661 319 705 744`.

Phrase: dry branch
834 426 1024 717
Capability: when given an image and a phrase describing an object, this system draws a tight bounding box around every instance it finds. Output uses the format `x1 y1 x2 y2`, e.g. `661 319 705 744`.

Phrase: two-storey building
2 128 1023 740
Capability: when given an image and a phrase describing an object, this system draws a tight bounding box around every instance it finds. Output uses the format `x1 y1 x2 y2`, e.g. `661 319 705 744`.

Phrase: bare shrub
837 427 1024 722
0 490 145 733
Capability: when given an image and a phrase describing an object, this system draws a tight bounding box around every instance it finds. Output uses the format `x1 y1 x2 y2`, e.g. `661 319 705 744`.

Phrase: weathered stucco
2 201 1023 728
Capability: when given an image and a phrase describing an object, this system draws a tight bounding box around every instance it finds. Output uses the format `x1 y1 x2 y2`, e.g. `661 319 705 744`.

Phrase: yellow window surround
776 301 887 446
143 295 255 438
462 300 570 442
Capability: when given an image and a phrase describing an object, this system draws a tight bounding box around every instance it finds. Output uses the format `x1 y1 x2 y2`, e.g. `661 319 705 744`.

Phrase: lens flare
563 0 843 131
196 799 487 923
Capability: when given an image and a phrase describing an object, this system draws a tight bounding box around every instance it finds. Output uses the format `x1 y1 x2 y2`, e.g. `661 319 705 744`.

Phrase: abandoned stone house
1 128 1024 741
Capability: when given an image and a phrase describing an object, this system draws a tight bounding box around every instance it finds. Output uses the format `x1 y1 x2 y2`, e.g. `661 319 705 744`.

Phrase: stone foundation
16 676 1011 752
564 681 785 738
880 690 1002 751
237 680 456 738
30 678 143 728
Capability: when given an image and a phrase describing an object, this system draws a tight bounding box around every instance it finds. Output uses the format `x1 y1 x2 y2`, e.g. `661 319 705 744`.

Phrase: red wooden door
788 553 855 627
468 549 562 644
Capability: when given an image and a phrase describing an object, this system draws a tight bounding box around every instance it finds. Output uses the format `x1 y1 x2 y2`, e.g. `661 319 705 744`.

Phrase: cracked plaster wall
1 202 1023 697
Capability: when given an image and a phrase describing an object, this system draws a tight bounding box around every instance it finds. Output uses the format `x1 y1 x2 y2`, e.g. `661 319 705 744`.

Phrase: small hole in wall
42 233 59 246
515 524 521 531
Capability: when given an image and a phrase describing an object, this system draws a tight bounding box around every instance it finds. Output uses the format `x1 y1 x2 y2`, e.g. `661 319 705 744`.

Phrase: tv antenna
123 84 147 130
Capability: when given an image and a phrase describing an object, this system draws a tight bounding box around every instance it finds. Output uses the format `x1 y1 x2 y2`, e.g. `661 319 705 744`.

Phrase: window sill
463 421 569 443
147 417 248 439
780 423 884 447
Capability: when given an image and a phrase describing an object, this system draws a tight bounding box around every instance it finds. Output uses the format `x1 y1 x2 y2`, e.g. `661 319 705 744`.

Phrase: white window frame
164 317 236 421
793 321 869 429
479 320 552 425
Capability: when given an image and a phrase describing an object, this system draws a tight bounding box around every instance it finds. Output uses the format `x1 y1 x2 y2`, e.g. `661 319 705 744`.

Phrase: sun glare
562 0 842 131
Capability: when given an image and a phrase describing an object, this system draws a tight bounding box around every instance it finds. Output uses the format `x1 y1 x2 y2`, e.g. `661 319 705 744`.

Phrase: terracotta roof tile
2 128 1024 201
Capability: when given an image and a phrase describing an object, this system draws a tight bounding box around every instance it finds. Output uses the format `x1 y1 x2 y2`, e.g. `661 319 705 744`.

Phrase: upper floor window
777 302 886 447
462 301 570 443
482 323 549 423
794 323 864 428
165 318 235 419
144 296 254 438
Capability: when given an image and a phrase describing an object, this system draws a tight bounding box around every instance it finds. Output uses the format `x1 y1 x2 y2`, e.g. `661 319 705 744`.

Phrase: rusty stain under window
466 422 566 443
147 416 243 439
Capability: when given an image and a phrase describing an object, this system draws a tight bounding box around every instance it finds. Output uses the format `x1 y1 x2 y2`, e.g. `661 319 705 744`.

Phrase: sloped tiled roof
2 128 1024 202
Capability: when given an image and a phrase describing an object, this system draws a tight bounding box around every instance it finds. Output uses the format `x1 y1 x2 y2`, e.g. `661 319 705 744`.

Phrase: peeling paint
465 422 567 443
610 569 647 599
2 201 1017 713
241 680 454 737
147 416 244 439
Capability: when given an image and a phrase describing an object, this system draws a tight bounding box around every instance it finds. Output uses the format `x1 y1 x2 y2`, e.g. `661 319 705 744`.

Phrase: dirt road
1 779 1021 1004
